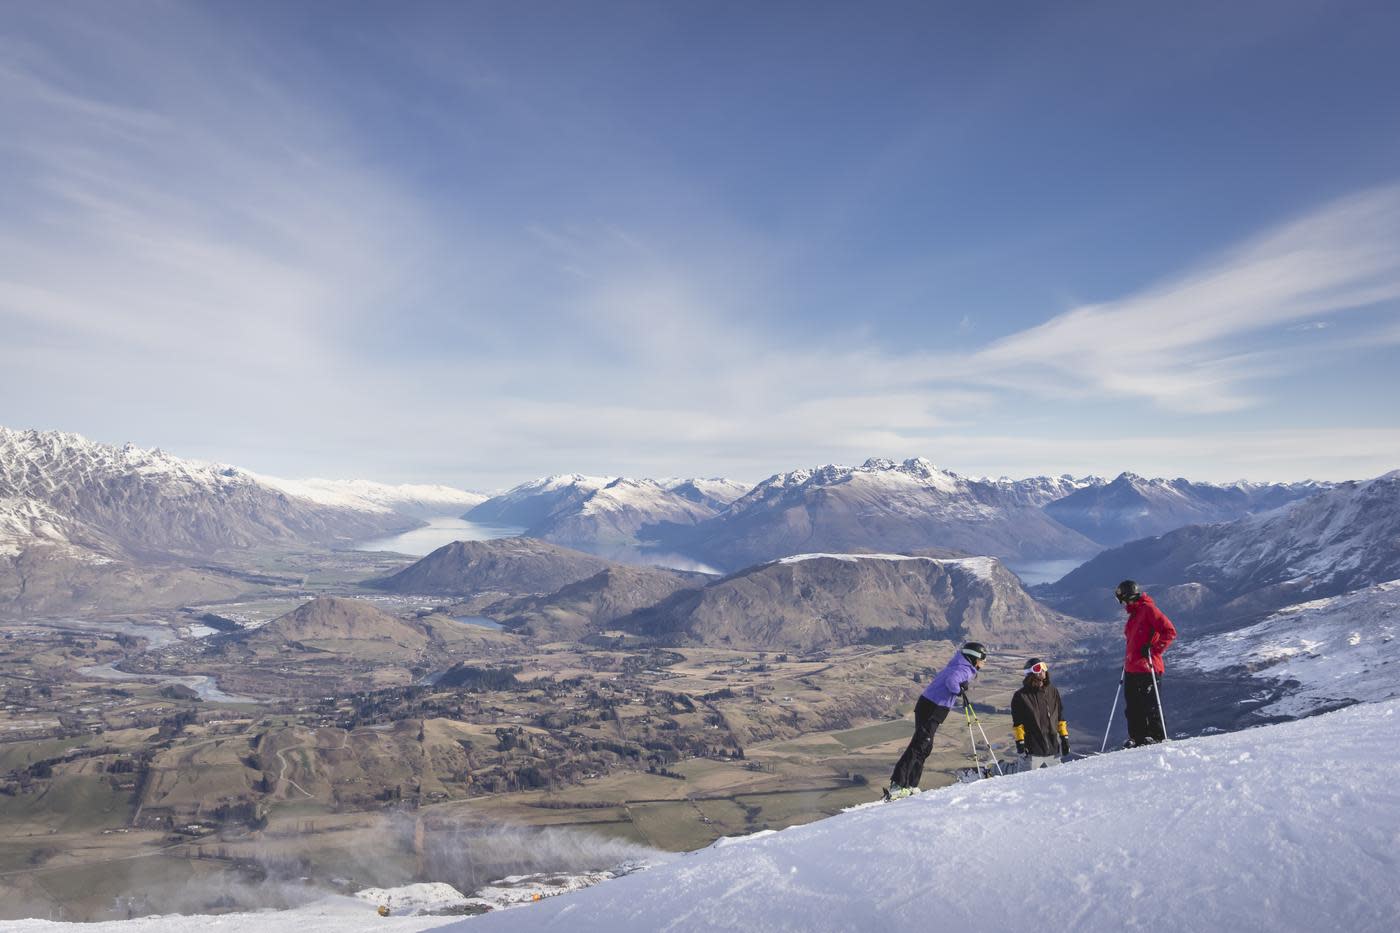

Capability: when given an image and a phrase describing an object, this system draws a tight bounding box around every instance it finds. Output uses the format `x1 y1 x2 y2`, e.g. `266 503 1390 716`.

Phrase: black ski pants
890 696 951 789
1124 670 1165 743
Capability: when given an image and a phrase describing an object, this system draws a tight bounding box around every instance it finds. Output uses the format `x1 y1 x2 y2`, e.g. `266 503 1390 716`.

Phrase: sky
2 1 1399 491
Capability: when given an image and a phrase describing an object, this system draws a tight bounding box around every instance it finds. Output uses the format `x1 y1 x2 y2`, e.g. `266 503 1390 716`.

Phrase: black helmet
1115 580 1142 604
960 642 987 662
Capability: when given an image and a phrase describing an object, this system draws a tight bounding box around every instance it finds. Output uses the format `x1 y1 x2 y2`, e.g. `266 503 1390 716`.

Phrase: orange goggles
1023 661 1049 675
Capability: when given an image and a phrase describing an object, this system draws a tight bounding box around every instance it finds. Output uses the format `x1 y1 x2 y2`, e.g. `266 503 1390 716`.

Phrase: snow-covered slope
660 477 752 509
1044 471 1326 546
979 472 1103 507
454 699 1400 933
465 474 617 528
250 475 486 518
1177 579 1400 718
16 699 1400 932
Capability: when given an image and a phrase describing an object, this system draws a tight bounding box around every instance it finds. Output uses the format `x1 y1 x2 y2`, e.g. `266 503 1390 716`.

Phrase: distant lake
1005 558 1087 587
358 517 523 556
452 615 504 631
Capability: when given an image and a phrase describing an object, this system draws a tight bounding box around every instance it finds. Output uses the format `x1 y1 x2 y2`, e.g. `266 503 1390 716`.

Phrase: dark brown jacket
1012 682 1066 757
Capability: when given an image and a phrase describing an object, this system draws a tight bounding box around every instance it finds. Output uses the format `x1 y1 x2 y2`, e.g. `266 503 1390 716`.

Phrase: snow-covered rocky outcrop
16 698 1400 932
1176 579 1400 718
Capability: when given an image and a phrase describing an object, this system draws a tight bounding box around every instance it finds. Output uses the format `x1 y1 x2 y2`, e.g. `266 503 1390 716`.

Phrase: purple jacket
921 652 978 707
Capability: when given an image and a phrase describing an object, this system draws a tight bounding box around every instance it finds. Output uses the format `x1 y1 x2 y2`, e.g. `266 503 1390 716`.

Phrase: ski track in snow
11 699 1400 932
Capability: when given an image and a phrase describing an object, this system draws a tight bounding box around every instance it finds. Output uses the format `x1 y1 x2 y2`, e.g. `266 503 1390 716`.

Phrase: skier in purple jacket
885 642 987 799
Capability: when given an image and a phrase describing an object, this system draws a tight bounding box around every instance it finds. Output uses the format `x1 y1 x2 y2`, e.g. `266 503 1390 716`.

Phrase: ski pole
963 697 1004 777
1148 663 1169 741
963 700 984 778
971 713 1004 776
1101 674 1123 753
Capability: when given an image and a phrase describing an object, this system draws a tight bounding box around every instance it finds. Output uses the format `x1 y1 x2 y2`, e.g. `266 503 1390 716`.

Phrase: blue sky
2 1 1399 490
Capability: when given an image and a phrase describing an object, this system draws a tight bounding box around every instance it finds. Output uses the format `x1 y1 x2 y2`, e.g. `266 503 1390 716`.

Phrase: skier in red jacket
1116 579 1177 746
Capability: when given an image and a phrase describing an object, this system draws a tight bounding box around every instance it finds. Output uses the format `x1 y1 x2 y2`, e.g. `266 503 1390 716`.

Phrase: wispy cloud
1 7 1397 488
953 185 1400 412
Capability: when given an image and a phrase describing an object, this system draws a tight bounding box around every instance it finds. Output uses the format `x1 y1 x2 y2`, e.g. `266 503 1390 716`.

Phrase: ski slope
11 699 1400 932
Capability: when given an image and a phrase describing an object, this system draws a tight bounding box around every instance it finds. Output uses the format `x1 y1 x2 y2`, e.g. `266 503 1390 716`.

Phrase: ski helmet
960 642 987 662
1115 579 1142 604
1023 658 1049 676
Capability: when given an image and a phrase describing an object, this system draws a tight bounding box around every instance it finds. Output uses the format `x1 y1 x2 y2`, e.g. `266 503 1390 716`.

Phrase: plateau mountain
616 551 1085 652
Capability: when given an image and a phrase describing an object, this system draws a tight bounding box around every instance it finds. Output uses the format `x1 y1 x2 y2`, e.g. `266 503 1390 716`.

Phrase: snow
775 553 1001 581
353 882 469 914
12 700 1400 932
250 475 486 515
1176 580 1400 717
445 700 1400 933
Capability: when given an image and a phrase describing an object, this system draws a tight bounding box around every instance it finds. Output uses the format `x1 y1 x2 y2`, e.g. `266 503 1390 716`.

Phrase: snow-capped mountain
465 473 618 528
1044 471 1327 546
250 475 486 518
0 427 490 557
0 427 430 557
1176 579 1400 719
657 457 1103 572
18 698 1399 931
659 477 752 510
466 474 744 554
979 472 1104 508
1043 470 1400 623
0 427 490 616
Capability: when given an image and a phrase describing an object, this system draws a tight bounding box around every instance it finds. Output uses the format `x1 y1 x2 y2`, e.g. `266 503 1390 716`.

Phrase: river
357 517 523 556
77 663 261 704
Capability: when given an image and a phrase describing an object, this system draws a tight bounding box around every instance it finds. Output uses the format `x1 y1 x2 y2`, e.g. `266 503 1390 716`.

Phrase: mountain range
1040 470 1400 625
0 427 482 617
643 458 1105 571
1044 471 1326 546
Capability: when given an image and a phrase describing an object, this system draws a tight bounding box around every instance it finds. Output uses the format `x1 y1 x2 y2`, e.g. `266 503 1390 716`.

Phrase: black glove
1140 645 1151 659
1060 736 1071 756
1015 740 1028 757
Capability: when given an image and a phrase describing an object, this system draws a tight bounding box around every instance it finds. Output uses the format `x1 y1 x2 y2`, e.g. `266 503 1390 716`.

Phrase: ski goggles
1023 661 1049 676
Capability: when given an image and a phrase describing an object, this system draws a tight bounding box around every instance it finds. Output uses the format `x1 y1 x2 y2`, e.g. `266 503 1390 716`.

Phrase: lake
358 517 523 556
1005 558 1087 587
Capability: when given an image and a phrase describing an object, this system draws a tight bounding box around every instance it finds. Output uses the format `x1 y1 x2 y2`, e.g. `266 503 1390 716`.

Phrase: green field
830 719 913 750
0 774 132 833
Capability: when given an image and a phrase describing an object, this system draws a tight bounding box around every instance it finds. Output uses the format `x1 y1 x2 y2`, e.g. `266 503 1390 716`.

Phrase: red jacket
1123 593 1177 674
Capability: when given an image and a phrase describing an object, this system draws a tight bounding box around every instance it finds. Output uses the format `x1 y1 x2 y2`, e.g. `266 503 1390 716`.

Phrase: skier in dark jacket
885 642 987 799
1011 658 1069 770
1117 579 1178 746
